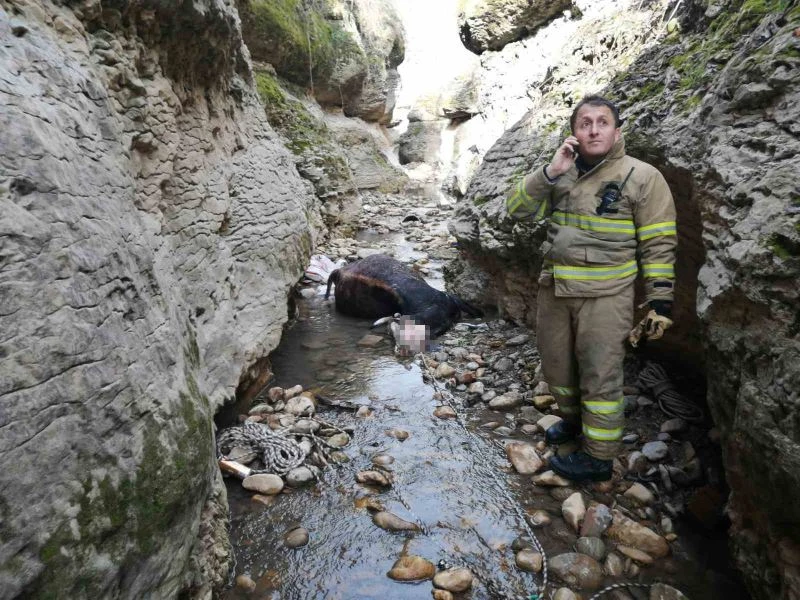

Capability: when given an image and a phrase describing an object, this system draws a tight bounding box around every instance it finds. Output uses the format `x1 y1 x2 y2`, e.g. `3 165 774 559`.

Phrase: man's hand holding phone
545 136 579 180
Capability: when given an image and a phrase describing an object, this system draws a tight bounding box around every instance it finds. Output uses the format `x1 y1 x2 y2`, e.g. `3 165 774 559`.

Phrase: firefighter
506 95 677 481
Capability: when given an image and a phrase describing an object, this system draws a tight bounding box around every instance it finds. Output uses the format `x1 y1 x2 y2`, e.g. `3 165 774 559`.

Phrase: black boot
549 450 612 482
544 420 581 445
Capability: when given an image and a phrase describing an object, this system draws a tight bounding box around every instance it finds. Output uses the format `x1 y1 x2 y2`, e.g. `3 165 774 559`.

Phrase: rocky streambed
215 191 750 600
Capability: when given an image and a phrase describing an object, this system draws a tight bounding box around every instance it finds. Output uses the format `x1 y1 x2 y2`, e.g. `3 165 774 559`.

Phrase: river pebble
562 492 586 532
624 482 655 505
576 536 606 561
372 511 419 531
533 470 571 487
242 474 284 495
642 441 669 461
387 555 435 581
515 548 543 572
284 527 309 548
616 544 654 565
506 442 543 474
605 510 669 558
356 470 392 487
432 567 473 592
604 551 624 576
285 466 315 486
434 406 457 419
550 552 603 590
580 503 612 537
553 589 579 600
650 583 691 599
235 574 257 592
285 395 315 417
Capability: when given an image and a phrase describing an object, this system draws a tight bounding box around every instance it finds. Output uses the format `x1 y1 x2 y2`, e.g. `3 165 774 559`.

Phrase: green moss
473 196 489 206
247 0 366 88
34 380 213 597
767 233 799 259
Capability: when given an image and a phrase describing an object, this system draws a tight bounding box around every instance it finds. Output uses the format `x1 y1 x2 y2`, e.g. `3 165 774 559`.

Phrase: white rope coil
217 421 306 475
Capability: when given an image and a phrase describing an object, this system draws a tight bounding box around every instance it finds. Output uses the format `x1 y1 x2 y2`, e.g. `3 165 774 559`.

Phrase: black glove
649 300 673 318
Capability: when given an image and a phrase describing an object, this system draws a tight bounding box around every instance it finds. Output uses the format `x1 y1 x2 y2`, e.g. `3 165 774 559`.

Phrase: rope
588 581 655 599
217 421 306 475
420 353 551 600
638 362 704 423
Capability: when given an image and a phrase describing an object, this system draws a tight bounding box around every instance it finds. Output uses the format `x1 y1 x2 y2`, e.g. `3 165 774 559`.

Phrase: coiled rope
217 421 306 475
638 362 704 423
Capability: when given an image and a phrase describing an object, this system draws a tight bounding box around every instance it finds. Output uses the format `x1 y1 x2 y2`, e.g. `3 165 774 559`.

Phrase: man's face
573 104 621 162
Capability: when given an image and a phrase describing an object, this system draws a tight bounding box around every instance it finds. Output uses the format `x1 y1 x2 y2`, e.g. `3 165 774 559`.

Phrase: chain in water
420 354 551 600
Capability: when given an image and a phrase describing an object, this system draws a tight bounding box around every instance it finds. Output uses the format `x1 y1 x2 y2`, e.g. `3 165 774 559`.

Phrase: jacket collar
576 136 626 178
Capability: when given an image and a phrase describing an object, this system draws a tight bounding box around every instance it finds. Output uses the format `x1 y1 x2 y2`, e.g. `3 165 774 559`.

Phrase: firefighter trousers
536 281 634 460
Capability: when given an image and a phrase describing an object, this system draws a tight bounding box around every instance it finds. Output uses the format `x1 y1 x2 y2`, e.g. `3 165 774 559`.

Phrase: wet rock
358 333 384 347
515 548 543 572
623 433 639 444
519 406 545 423
482 390 497 402
291 419 321 434
432 590 454 600
285 395 315 417
533 471 571 487
641 441 669 461
493 357 514 371
489 391 521 410
536 414 562 432
242 474 284 495
284 385 303 399
533 381 550 395
432 567 473 592
372 511 419 531
284 527 309 548
235 574 257 592
661 516 674 534
580 504 612 537
604 552 624 577
576 536 606 561
434 406 457 419
616 544 653 565
387 555 435 581
468 382 485 395
533 394 556 409
356 406 373 417
505 334 529 346
528 509 551 527
248 403 271 415
371 454 395 467
506 442 543 474
328 432 350 448
435 363 457 378
650 583 691 600
624 483 655 505
605 510 669 558
553 589 580 600
356 470 392 487
660 418 687 434
285 466 315 486
386 429 410 441
494 426 513 436
550 553 603 591
456 371 476 384
627 451 648 474
251 494 277 507
562 492 586 532
657 432 672 442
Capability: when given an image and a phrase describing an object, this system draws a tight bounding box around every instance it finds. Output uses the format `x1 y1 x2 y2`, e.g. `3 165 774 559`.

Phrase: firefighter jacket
506 137 676 302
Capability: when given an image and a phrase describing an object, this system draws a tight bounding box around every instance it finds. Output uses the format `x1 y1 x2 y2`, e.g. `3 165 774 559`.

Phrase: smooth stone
285 395 315 417
576 536 606 561
284 527 309 548
482 390 497 402
435 363 457 378
660 418 688 434
533 394 556 409
242 473 284 495
562 492 586 532
604 551 625 577
628 451 648 473
387 555 435 581
553 589 580 600
489 391 521 410
372 511 419 531
623 433 640 444
468 382 485 395
235 574 257 592
357 333 384 347
327 432 350 448
529 509 552 527
285 466 315 486
506 334 530 346
515 548 543 572
432 567 473 592
605 510 670 558
434 405 457 419
284 384 303 399
536 414 562 432
580 504 613 537
641 441 669 461
290 419 320 434
624 482 655 505
616 544 654 565
506 442 544 474
386 429 410 441
371 454 395 466
533 470 571 487
267 386 285 402
549 552 603 591
432 590 454 600
356 470 392 487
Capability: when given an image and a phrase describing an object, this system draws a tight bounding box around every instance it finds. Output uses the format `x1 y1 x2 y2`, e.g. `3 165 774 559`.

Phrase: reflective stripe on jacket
506 137 676 301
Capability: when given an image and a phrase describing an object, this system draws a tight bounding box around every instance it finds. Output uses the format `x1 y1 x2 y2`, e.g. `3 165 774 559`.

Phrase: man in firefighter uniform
506 96 677 481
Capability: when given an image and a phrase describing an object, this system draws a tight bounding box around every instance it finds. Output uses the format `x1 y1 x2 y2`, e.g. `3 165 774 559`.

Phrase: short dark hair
570 95 622 131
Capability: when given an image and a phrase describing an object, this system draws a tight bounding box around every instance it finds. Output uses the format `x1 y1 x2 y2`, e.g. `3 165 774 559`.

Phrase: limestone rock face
0 0 322 598
240 0 405 123
457 0 572 54
451 0 800 597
